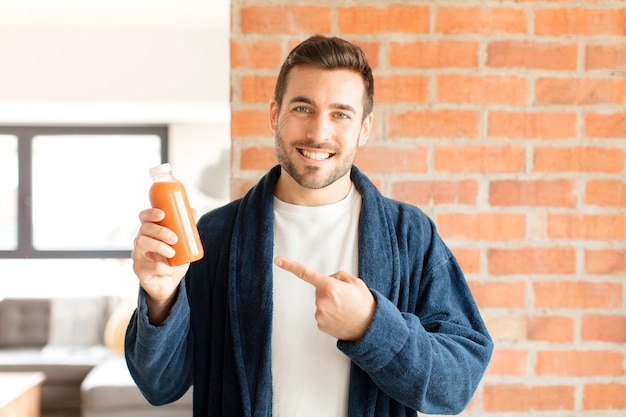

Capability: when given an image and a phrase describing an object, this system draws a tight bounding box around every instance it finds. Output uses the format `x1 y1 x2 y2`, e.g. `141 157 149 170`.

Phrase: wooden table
0 372 46 417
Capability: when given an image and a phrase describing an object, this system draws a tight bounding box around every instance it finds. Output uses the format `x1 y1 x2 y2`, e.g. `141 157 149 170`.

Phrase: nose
306 114 330 142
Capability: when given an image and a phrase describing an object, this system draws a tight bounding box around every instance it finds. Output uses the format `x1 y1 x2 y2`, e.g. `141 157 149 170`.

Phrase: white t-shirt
272 185 362 417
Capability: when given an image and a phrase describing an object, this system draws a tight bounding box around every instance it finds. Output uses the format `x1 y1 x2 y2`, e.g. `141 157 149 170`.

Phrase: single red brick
484 314 528 342
585 249 626 274
240 146 276 171
484 384 575 411
355 146 427 173
585 180 626 208
534 281 623 309
376 75 429 104
389 41 479 68
436 7 527 35
534 146 625 173
450 248 480 274
435 145 525 173
547 213 625 240
585 112 626 139
240 75 276 104
468 281 526 308
489 179 577 207
487 41 577 70
536 77 626 105
485 349 527 376
391 180 479 206
437 212 526 241
230 110 274 139
240 6 331 34
437 74 527 105
586 44 626 70
489 247 576 275
231 110 272 138
488 111 577 139
536 8 626 36
584 383 626 410
338 5 429 34
536 350 625 376
230 39 283 69
582 315 626 343
387 110 479 139
528 316 574 343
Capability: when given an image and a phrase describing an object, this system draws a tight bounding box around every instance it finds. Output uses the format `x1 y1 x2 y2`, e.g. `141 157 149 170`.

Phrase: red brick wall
230 2 626 415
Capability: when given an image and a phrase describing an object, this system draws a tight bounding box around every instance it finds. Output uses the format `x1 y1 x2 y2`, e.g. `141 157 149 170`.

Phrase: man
126 35 493 417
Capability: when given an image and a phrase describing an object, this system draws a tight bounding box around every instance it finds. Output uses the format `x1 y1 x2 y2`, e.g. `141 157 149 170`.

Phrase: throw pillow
103 297 137 355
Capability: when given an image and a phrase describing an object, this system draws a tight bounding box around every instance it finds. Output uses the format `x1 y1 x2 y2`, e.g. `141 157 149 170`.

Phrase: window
0 126 167 259
0 134 18 250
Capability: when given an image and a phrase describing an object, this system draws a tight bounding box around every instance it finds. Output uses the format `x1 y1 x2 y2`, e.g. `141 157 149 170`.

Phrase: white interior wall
0 27 223 102
0 1 231 297
0 5 231 208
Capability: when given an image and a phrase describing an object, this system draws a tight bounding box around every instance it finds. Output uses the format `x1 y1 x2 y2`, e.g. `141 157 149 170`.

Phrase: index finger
139 207 165 223
274 256 329 288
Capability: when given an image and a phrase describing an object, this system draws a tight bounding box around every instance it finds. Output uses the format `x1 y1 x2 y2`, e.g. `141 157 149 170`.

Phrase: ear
358 112 373 146
269 99 279 132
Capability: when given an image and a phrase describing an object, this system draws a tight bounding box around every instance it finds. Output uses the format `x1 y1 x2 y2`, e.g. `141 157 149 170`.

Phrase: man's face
270 65 372 191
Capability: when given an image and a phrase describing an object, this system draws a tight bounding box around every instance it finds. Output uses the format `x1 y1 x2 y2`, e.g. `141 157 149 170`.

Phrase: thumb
329 270 356 283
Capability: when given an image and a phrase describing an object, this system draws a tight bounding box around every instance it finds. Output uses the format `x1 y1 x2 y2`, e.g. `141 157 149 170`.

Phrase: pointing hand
274 256 376 342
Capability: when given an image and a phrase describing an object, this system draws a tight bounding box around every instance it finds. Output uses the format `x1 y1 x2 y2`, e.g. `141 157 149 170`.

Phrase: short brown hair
273 35 374 120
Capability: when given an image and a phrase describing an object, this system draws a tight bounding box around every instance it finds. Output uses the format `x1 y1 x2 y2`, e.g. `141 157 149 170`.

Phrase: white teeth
301 149 331 161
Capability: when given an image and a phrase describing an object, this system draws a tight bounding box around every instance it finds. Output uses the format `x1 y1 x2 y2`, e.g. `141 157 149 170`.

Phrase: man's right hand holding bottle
131 208 190 325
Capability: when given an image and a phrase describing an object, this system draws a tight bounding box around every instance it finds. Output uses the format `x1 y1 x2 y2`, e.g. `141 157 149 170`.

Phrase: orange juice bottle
148 163 204 266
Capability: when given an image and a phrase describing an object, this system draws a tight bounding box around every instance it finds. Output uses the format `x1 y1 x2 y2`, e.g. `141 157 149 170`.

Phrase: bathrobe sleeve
124 282 194 406
338 196 493 415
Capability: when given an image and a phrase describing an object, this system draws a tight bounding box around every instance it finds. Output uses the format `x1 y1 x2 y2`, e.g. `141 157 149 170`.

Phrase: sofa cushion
48 297 112 346
0 346 114 382
81 357 193 409
0 298 50 347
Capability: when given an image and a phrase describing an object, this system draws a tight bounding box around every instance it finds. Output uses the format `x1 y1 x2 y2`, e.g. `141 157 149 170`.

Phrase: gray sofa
0 296 191 416
81 356 193 417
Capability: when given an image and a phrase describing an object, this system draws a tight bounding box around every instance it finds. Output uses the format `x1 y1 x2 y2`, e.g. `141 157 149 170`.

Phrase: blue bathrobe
125 165 493 417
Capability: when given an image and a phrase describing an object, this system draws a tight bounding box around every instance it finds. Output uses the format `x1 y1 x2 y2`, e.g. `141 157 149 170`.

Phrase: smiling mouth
299 148 334 161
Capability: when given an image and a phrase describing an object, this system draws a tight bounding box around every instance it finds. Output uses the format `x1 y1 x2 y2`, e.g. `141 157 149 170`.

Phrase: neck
275 168 352 206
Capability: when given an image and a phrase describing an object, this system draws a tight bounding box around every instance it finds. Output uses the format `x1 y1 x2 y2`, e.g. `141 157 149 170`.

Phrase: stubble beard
274 131 356 190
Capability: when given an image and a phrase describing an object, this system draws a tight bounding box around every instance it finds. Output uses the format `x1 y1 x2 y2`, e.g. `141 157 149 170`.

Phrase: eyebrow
288 96 357 114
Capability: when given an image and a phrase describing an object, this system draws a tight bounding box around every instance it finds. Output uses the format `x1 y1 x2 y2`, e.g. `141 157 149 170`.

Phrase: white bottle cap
149 163 172 178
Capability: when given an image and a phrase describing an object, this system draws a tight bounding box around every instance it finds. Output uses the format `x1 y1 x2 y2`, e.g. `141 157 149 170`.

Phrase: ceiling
0 0 229 29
